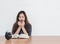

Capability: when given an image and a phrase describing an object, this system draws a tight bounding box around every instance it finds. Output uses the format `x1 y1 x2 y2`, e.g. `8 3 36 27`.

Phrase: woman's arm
15 21 22 34
15 27 21 34
21 21 28 35
21 23 32 36
22 27 28 35
26 24 32 36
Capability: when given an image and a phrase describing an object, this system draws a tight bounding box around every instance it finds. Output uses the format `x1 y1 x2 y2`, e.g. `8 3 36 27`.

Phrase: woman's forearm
15 27 21 34
22 27 28 35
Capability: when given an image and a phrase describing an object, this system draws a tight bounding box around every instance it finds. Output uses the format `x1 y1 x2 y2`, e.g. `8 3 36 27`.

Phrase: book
12 34 29 39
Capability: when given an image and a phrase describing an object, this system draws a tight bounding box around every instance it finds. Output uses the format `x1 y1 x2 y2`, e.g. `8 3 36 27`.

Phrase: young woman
12 11 32 36
5 11 32 40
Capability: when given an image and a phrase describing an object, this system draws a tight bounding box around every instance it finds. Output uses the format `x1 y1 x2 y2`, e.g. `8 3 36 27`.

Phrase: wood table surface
0 36 60 44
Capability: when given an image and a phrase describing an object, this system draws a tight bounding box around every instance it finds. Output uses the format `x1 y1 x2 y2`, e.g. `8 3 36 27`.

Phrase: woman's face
18 13 25 21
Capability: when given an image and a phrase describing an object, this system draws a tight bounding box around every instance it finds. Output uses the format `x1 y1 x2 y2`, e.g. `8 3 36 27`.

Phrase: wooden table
0 36 60 44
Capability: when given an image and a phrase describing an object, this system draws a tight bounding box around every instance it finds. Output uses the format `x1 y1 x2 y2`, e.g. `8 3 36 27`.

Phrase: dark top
12 23 32 36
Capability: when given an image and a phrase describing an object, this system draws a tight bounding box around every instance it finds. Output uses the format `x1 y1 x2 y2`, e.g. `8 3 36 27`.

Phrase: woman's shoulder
27 23 31 26
25 23 32 29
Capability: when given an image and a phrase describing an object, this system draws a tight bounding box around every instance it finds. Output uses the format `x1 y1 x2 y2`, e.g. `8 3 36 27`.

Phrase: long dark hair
12 11 29 34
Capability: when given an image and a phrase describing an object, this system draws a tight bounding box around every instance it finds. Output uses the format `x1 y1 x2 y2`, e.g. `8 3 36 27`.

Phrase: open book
12 34 29 39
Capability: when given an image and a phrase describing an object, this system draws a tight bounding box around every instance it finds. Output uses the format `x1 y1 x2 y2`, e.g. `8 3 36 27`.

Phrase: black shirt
12 23 32 36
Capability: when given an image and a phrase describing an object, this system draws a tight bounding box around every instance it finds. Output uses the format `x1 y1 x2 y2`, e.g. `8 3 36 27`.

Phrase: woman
12 11 32 36
5 11 32 40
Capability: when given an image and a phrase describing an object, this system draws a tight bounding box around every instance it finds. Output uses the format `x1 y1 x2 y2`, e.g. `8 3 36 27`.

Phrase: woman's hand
21 21 28 35
18 21 22 27
17 21 28 35
21 21 25 28
15 21 22 34
18 21 25 27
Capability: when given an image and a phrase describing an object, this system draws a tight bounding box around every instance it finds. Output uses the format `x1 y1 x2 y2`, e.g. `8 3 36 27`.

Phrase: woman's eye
19 16 21 18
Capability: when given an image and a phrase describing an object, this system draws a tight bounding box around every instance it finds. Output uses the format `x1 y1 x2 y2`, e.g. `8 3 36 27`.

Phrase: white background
0 0 60 36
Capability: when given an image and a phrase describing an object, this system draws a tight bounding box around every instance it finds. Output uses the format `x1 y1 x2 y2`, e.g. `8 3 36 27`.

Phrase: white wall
0 0 60 36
